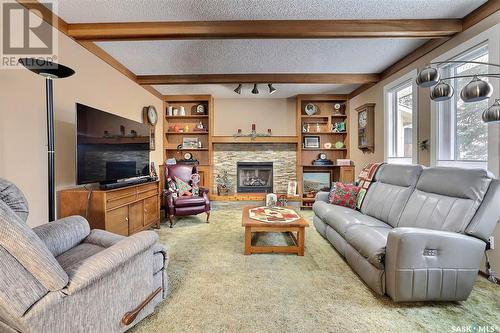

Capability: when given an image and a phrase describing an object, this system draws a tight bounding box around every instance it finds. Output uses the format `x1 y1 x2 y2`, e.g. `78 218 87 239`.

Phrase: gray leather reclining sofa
313 164 500 302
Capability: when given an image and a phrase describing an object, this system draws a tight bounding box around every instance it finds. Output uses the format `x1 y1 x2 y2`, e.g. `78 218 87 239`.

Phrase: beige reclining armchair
0 178 168 333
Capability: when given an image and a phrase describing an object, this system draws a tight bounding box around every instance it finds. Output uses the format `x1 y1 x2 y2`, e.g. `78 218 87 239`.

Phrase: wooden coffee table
241 206 309 256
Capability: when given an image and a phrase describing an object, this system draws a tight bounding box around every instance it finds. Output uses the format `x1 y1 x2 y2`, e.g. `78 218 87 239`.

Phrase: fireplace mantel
211 136 298 144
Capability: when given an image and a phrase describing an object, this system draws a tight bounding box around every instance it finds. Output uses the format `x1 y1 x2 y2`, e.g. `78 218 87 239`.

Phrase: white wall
214 98 296 135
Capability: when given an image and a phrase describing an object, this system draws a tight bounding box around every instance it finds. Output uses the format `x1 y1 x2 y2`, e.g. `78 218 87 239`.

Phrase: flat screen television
76 103 150 185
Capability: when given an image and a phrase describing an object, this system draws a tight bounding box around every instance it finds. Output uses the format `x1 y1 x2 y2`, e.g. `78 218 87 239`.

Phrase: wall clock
355 103 375 153
142 105 157 151
143 105 158 126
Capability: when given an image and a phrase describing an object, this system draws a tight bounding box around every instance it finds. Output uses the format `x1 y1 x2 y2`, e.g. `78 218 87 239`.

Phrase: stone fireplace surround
212 143 297 194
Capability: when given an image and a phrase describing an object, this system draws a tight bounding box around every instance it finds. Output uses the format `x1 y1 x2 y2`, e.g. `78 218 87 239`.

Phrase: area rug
131 208 500 333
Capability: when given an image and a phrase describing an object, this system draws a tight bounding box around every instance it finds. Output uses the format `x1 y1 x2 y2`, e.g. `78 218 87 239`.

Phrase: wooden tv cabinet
60 181 161 236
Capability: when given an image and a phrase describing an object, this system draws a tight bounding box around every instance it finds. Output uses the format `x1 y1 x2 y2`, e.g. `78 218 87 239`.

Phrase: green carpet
131 208 500 333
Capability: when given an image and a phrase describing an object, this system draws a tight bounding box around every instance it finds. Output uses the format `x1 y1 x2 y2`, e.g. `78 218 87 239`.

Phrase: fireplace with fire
236 162 273 193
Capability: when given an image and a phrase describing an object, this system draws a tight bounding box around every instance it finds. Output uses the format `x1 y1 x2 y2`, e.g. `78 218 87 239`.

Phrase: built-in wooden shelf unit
160 94 355 209
163 95 214 190
296 94 355 209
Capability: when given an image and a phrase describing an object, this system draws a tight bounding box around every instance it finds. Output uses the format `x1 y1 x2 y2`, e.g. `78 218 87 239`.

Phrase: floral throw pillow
174 176 192 196
329 182 361 209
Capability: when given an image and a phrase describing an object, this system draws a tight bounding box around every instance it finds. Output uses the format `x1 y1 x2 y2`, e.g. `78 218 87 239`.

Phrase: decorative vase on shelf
179 106 186 116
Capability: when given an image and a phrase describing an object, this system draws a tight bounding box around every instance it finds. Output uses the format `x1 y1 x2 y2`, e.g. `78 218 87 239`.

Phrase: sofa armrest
63 231 159 295
84 228 126 248
33 216 91 257
315 191 330 203
385 227 486 301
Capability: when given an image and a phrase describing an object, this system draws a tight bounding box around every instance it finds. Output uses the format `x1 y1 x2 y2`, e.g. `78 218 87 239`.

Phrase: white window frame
384 69 418 165
430 24 500 176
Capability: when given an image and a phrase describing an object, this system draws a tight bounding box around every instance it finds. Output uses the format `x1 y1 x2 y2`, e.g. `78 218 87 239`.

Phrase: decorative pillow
355 162 384 210
174 176 192 196
329 182 361 209
327 183 337 203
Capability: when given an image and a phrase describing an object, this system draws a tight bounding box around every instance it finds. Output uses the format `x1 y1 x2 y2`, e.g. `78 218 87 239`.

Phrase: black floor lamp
18 58 75 222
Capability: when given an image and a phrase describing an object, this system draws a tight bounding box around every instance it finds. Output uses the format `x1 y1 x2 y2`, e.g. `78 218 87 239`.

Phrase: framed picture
303 172 331 195
287 180 298 196
182 137 199 149
303 136 320 148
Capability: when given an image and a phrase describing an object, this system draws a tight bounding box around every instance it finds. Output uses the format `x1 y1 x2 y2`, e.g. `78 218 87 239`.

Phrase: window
436 43 489 169
384 70 418 164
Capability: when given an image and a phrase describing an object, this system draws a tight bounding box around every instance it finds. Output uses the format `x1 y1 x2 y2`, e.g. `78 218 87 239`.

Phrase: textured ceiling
154 84 360 98
52 0 486 96
53 0 486 22
97 39 427 75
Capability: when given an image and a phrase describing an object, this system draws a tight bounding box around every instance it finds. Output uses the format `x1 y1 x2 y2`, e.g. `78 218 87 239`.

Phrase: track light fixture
416 60 500 122
233 83 278 95
268 84 277 95
252 84 259 94
234 84 242 94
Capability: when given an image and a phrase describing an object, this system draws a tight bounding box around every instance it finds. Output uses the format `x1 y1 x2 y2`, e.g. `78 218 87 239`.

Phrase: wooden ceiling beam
350 0 500 99
67 19 462 41
463 0 500 31
136 73 380 85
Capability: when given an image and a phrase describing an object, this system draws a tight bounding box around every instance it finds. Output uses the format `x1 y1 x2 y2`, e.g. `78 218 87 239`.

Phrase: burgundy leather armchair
163 164 210 227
